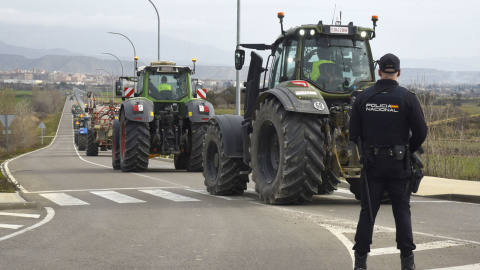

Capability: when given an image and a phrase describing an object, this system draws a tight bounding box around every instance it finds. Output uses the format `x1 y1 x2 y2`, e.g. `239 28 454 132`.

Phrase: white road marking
140 189 199 202
0 212 41 218
0 207 55 242
27 186 181 194
39 193 90 206
370 240 464 256
334 188 352 194
187 189 253 201
429 264 480 270
0 224 23 229
90 191 145 204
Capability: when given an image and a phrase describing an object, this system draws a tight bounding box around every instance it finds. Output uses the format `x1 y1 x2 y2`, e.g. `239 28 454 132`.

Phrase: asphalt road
1 101 479 270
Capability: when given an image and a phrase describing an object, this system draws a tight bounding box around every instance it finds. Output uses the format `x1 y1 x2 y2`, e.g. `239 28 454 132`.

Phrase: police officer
349 53 428 270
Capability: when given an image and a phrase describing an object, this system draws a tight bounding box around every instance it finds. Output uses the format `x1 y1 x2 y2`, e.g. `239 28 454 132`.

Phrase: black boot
401 254 416 270
354 252 367 270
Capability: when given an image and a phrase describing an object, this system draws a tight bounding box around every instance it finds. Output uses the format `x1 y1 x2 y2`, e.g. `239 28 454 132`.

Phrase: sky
1 0 479 70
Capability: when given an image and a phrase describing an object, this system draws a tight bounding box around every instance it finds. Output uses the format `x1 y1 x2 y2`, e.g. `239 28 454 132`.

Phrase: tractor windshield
147 72 188 101
301 37 372 92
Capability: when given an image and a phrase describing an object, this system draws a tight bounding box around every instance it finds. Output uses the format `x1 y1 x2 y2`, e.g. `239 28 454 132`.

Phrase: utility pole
235 0 241 116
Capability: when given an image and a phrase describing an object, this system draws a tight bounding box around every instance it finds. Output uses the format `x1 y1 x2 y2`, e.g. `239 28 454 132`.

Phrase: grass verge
0 109 63 193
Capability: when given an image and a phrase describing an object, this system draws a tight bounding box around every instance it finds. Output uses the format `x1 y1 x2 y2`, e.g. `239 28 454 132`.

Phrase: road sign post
0 114 15 155
38 121 46 145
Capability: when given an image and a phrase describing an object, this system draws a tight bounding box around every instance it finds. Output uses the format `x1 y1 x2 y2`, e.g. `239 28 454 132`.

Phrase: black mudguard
209 115 244 158
184 99 215 123
253 87 330 120
121 98 154 122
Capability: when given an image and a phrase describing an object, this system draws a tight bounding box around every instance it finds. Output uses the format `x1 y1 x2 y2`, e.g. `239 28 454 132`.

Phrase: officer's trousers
353 174 416 254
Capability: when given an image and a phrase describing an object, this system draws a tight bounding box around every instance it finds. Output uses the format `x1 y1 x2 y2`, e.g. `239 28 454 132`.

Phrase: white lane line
140 189 199 202
429 264 480 270
187 188 253 201
39 193 90 206
370 240 464 256
0 207 55 242
0 212 41 218
0 224 23 229
90 191 145 204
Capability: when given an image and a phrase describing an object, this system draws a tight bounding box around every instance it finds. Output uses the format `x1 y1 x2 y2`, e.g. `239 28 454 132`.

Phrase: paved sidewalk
414 176 480 203
0 192 37 210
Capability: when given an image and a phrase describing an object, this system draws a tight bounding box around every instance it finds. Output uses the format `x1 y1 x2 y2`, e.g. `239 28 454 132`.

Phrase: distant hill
0 53 479 84
0 54 140 76
0 40 81 59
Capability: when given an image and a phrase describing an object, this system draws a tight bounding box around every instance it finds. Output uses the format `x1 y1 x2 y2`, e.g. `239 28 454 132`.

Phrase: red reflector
133 105 139 111
291 80 309 87
134 117 142 120
202 118 209 121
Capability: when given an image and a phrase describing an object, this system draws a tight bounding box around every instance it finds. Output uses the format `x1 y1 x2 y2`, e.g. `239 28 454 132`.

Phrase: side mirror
235 49 245 70
115 80 123 97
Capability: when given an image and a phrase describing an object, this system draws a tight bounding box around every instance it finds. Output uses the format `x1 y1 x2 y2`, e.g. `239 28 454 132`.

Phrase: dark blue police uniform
349 79 428 260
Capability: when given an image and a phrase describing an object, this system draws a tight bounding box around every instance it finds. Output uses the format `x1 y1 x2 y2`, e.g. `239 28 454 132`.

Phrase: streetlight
107 32 137 77
147 0 160 60
95 68 114 102
102 52 124 77
236 0 241 116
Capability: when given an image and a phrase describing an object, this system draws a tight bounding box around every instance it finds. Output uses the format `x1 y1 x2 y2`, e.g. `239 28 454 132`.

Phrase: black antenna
331 4 336 24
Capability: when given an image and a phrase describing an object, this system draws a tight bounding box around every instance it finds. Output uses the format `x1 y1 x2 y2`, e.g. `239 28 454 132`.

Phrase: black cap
379 53 400 73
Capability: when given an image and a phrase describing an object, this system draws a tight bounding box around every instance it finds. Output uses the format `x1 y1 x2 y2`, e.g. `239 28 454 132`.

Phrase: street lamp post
236 0 241 116
95 68 114 102
147 0 160 60
102 52 124 77
107 32 137 77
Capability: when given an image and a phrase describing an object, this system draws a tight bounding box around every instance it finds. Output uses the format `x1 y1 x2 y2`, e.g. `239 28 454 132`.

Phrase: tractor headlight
299 29 305 36
361 31 367 38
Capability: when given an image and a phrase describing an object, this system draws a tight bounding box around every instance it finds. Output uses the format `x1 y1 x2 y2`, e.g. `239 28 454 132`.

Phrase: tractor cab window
147 73 188 100
269 40 298 88
302 37 372 92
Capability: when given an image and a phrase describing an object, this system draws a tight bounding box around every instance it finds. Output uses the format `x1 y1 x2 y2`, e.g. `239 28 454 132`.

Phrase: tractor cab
236 14 378 98
137 61 191 101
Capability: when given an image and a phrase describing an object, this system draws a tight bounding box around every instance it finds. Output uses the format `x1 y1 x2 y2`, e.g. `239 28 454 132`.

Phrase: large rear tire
78 134 87 151
112 119 121 170
187 123 207 172
204 123 249 195
86 129 99 156
119 112 150 172
251 98 325 204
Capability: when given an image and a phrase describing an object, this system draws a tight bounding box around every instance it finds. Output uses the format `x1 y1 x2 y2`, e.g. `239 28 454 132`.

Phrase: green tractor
203 13 379 204
112 60 214 172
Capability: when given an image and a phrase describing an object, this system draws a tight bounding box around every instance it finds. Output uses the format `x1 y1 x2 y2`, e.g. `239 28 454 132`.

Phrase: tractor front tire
204 123 248 195
86 129 99 156
119 112 150 172
112 119 121 170
251 98 325 204
187 123 207 172
78 134 87 151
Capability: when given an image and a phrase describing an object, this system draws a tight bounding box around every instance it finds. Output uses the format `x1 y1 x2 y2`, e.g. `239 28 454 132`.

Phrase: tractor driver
157 76 172 92
310 47 336 82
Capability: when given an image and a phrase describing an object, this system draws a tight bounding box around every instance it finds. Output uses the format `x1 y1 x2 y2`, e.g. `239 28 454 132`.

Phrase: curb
0 192 38 210
338 179 480 204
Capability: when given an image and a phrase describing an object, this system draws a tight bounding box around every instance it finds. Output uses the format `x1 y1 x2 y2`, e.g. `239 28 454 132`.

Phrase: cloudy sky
1 0 479 69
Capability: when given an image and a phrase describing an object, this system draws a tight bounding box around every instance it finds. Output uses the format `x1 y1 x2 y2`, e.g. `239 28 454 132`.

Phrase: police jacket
349 79 427 154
